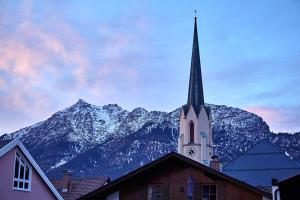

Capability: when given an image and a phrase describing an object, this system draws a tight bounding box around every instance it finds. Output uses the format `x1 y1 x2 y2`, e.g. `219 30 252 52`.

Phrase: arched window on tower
189 121 194 143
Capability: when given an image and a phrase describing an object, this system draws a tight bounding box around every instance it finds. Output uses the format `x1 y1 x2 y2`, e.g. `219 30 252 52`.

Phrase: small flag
188 175 194 198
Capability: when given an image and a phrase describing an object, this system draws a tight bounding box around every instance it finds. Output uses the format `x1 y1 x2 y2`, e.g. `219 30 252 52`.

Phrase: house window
148 184 162 200
189 121 194 143
13 152 32 191
202 184 217 200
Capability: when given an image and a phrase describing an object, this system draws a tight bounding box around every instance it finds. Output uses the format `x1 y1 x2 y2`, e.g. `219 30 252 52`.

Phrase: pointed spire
186 16 205 116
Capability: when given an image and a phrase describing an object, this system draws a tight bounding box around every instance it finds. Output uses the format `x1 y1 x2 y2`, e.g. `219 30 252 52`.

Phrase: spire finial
194 9 197 19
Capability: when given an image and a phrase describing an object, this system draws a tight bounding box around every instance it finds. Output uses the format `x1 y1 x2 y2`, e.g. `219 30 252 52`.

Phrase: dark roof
0 139 13 149
52 177 109 200
184 17 206 117
275 173 300 186
223 140 300 188
78 152 270 200
274 173 300 200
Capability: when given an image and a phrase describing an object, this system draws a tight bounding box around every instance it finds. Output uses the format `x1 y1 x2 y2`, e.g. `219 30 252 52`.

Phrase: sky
0 0 299 134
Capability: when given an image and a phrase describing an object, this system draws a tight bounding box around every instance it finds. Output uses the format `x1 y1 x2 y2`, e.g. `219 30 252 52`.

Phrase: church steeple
186 17 205 116
178 16 213 166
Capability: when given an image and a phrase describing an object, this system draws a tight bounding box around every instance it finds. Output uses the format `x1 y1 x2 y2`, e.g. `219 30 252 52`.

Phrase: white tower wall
178 106 213 165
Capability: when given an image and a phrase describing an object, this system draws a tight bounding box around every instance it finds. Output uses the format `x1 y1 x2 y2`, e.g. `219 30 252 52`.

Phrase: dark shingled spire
184 17 208 117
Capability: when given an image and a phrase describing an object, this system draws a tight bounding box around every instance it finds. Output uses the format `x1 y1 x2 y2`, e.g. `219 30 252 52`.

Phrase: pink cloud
245 106 300 133
245 106 281 123
0 0 153 133
0 79 5 89
0 3 91 121
94 21 149 82
0 87 51 116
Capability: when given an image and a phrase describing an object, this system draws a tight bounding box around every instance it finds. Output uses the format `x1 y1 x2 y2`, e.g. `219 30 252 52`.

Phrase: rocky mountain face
1 99 299 179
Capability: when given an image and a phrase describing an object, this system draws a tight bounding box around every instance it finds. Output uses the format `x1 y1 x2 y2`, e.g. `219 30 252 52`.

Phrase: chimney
61 170 72 192
272 178 278 186
210 155 222 172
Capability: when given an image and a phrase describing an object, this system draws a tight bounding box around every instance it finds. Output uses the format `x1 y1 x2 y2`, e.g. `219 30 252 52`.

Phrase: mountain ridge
1 99 299 179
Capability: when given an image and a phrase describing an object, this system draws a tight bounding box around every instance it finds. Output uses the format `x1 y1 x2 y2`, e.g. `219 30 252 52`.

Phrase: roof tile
51 177 109 200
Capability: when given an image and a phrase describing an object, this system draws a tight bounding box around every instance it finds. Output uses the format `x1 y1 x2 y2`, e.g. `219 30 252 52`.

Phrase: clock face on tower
187 147 196 157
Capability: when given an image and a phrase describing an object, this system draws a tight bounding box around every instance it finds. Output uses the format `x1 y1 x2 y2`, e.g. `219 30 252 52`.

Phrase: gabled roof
52 176 110 200
182 104 211 119
78 152 270 200
223 140 300 188
0 138 63 200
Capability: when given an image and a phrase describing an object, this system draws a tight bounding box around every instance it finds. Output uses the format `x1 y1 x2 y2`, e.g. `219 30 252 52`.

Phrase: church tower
178 17 213 166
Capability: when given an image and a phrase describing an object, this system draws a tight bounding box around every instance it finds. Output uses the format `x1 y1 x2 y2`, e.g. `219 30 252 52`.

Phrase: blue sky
0 0 299 134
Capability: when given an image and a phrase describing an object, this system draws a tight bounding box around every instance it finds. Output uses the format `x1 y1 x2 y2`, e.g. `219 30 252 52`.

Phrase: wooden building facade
79 153 271 200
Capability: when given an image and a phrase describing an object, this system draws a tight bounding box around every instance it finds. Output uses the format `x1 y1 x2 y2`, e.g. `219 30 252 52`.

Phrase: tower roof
183 17 208 117
223 140 300 188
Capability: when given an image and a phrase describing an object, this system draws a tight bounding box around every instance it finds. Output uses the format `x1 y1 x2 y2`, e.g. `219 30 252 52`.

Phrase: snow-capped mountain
1 99 299 179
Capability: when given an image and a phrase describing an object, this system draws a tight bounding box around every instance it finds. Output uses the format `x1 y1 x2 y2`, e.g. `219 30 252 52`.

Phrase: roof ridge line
225 167 300 171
